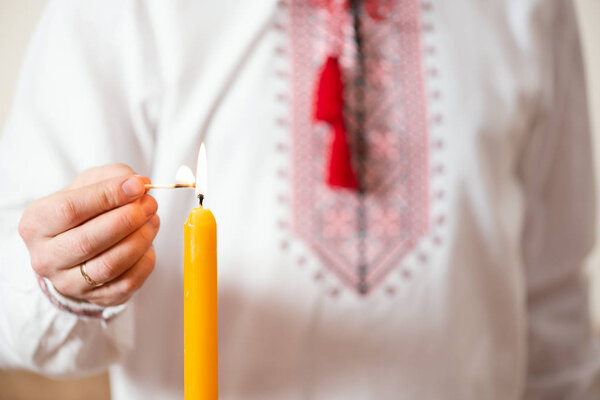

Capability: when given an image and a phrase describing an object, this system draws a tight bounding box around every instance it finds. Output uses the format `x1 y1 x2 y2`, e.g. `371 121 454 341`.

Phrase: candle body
184 207 218 399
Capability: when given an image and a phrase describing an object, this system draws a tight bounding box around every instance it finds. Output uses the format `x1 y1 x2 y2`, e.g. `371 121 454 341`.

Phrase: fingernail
122 177 144 197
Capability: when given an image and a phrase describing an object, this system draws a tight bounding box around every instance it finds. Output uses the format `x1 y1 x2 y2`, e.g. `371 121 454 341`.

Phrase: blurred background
0 0 599 399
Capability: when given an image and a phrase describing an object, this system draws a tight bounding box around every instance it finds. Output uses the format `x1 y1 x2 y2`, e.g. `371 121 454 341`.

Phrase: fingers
31 174 149 237
51 218 159 303
87 246 157 307
45 194 158 272
81 214 160 285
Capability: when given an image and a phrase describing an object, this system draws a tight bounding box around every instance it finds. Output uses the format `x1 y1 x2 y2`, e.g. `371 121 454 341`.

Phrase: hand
18 164 160 307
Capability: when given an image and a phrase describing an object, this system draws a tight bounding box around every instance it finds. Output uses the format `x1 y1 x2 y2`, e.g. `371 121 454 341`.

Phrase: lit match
145 165 196 190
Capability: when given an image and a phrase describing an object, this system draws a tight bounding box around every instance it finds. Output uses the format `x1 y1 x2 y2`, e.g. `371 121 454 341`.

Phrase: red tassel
314 56 358 190
327 122 359 189
314 57 344 123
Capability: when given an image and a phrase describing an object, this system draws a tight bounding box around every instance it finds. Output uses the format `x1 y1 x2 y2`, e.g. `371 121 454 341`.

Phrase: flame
175 165 195 186
195 142 207 197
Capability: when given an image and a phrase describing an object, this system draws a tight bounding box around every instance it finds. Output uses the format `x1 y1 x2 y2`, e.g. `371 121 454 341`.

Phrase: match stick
144 184 195 189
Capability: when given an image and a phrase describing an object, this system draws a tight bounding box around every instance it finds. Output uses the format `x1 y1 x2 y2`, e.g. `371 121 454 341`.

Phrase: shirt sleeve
519 1 600 398
0 0 159 378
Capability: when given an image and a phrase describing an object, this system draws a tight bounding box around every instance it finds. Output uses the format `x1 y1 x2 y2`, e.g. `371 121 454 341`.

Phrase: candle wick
198 194 204 207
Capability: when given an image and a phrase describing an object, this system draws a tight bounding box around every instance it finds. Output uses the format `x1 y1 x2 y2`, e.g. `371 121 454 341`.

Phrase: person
1 0 599 398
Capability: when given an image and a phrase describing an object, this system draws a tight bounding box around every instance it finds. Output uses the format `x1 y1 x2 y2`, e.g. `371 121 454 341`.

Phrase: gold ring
80 262 103 287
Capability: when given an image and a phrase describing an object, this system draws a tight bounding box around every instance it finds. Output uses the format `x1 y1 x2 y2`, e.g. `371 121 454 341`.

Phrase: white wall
575 0 600 330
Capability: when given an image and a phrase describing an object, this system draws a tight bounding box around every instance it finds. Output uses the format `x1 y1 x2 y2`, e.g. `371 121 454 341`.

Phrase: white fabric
42 277 126 320
0 0 599 399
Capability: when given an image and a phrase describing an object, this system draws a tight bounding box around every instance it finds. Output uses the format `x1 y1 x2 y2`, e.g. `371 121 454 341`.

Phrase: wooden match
144 184 195 189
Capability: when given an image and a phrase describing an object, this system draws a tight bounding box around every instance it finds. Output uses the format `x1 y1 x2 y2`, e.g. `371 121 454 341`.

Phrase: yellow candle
184 143 218 399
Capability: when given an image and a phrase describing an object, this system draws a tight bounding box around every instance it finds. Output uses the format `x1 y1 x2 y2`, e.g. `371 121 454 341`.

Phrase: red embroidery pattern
285 0 433 294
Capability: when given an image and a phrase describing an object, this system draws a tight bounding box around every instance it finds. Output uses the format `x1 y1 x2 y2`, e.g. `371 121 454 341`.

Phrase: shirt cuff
37 275 126 321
